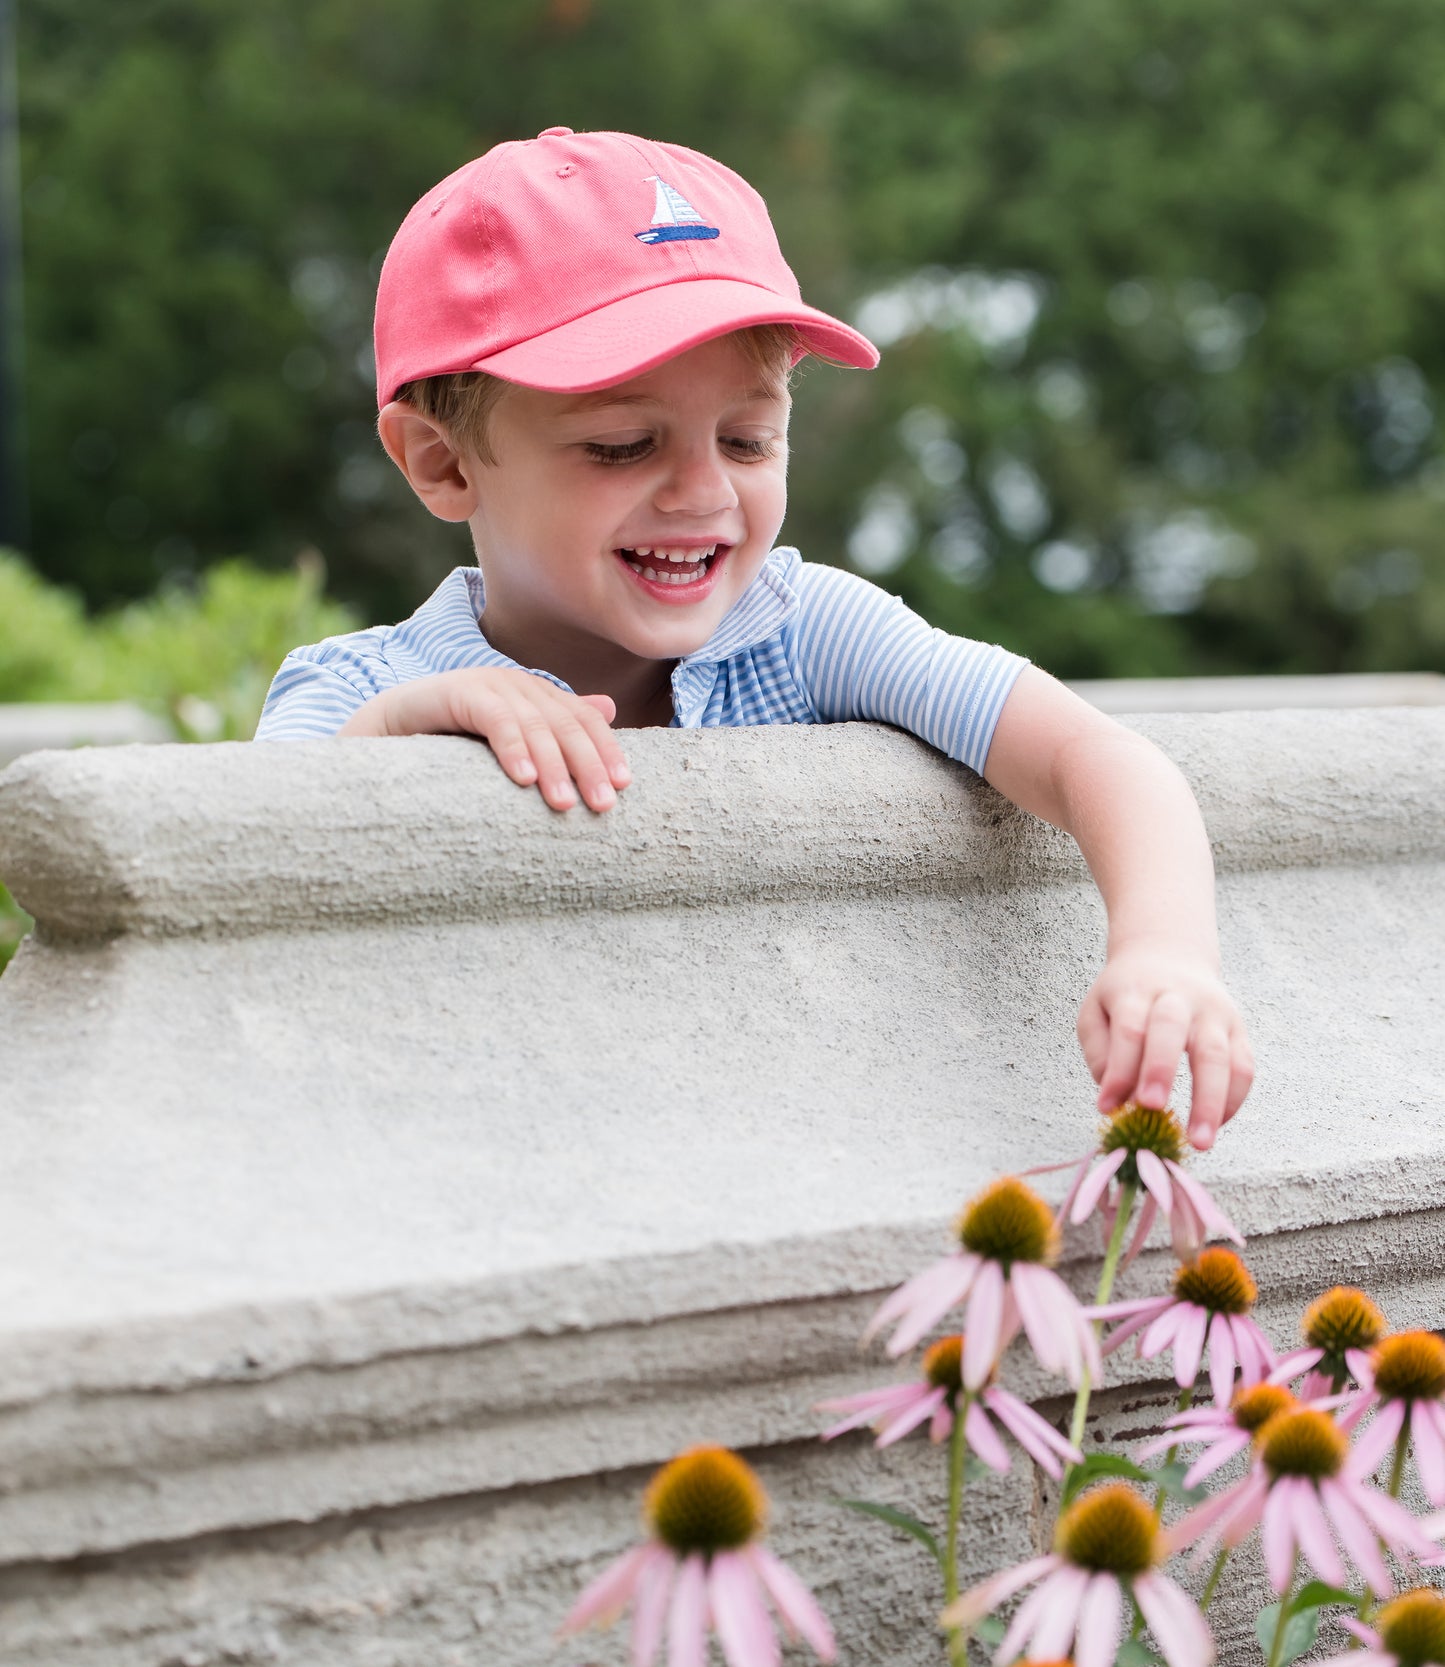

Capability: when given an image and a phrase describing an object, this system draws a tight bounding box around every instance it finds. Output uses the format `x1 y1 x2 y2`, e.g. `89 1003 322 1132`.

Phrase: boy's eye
723 435 777 460
584 438 654 465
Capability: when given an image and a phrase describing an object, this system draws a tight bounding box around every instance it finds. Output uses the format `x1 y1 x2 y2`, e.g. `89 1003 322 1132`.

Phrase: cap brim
470 278 879 392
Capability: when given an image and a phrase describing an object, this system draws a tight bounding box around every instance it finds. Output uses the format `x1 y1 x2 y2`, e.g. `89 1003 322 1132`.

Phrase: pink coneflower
560 1446 835 1667
1345 1331 1445 1506
864 1177 1100 1390
1137 1377 1302 1488
1092 1248 1274 1405
1162 1406 1441 1596
940 1483 1214 1667
1062 1103 1243 1265
1272 1286 1388 1398
818 1335 1083 1477
1313 1588 1445 1667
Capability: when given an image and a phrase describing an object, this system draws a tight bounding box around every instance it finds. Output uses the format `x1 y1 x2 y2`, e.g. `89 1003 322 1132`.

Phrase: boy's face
467 335 790 667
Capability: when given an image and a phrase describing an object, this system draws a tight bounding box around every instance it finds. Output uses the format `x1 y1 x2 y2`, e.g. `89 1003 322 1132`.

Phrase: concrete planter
0 713 1442 1664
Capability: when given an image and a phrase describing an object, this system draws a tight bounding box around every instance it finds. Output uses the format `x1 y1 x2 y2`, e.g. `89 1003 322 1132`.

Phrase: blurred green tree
15 0 1445 676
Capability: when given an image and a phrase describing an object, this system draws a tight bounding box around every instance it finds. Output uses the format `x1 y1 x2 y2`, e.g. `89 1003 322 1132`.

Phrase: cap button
537 126 574 138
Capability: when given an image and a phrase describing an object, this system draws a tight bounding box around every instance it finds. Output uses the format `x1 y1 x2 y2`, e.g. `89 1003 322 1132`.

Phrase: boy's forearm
1050 724 1222 966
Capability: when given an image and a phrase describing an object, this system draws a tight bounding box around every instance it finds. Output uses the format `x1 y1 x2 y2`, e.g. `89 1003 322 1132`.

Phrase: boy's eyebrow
555 385 786 414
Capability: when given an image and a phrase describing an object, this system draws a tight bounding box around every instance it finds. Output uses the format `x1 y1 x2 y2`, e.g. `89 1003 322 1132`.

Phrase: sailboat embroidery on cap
635 175 720 244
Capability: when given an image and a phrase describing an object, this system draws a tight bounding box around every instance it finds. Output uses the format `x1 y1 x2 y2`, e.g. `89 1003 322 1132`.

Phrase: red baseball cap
373 127 879 405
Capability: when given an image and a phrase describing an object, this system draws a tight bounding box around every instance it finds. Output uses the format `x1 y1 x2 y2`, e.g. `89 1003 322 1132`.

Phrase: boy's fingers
515 708 578 809
1134 991 1191 1110
579 692 618 723
479 712 539 784
1076 995 1109 1083
1223 1033 1255 1122
545 708 619 812
566 697 633 791
1185 1022 1233 1150
1095 992 1150 1111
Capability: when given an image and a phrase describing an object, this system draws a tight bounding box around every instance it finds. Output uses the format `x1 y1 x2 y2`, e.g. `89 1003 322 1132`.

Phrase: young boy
257 127 1253 1150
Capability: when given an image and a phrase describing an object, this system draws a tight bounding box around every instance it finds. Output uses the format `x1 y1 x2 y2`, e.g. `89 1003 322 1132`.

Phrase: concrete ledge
3 709 1443 940
1071 669 1445 712
1 713 1443 1663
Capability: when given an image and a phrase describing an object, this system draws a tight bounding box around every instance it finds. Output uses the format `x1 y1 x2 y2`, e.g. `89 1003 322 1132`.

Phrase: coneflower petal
1352 1474 1443 1559
1347 1349 1376 1390
1133 1572 1216 1667
1009 1260 1066 1377
748 1546 837 1662
940 1554 1060 1630
632 1546 676 1667
964 1260 1007 1388
865 1253 978 1350
1312 1654 1395 1667
818 1383 931 1440
1208 1312 1237 1402
1174 1302 1210 1386
1122 1191 1160 1271
1141 1302 1189 1363
1071 1149 1129 1224
962 1398 1012 1472
1029 1564 1091 1659
1319 1479 1393 1597
1183 1429 1253 1488
1168 1187 1206 1264
1074 1573 1123 1667
562 1542 653 1633
1261 1480 1299 1592
709 1552 779 1667
1290 1478 1348 1587
876 1387 948 1449
1338 1618 1383 1648
1168 1167 1245 1247
930 1401 954 1443
1270 1348 1324 1383
983 1386 1082 1476
667 1554 708 1667
1346 1397 1407 1480
1411 1400 1445 1505
1135 1149 1174 1215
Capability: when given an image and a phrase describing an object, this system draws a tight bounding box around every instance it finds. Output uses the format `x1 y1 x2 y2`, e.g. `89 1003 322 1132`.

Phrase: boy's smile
462 336 790 700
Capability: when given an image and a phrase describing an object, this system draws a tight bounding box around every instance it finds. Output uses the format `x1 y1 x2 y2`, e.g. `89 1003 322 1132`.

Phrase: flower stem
944 1393 973 1667
1063 1180 1139 1481
1388 1428 1410 1498
1199 1545 1230 1613
1153 1384 1194 1521
1266 1557 1300 1667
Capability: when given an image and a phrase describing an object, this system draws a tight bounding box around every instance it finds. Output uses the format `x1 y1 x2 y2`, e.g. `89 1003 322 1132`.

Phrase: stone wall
1 713 1442 1665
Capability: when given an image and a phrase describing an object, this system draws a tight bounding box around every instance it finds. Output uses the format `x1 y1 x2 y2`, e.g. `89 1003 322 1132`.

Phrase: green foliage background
13 0 1445 680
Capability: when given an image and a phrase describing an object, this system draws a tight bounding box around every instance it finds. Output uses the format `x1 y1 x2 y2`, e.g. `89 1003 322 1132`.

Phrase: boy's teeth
625 545 718 563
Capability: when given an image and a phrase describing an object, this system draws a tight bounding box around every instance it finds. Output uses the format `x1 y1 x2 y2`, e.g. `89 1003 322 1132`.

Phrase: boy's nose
652 449 739 518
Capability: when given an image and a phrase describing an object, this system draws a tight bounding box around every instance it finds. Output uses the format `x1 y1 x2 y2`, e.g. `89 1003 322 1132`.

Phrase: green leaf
834 1498 943 1569
1060 1451 1151 1505
1143 1460 1211 1506
1255 1600 1321 1667
1291 1581 1360 1612
1115 1641 1167 1667
973 1616 1006 1646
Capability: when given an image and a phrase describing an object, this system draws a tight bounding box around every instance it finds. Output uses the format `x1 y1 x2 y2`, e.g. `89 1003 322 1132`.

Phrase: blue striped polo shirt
255 548 1028 776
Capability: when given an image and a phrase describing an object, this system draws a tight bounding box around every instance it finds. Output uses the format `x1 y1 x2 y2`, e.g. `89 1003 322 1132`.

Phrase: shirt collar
422 548 801 683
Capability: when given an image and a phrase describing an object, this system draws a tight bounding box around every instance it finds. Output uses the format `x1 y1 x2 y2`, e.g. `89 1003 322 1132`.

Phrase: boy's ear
377 403 479 523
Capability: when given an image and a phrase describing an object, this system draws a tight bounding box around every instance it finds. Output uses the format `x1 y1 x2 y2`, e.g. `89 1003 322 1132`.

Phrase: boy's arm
983 666 1254 1151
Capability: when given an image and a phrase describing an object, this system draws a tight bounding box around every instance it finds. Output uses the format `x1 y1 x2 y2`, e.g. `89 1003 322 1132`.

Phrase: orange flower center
1376 1589 1445 1667
957 1177 1058 1267
923 1336 964 1394
644 1447 767 1555
1099 1101 1187 1167
1172 1247 1257 1315
1231 1382 1295 1434
1301 1287 1386 1356
1257 1408 1347 1480
1373 1332 1445 1402
1054 1484 1159 1575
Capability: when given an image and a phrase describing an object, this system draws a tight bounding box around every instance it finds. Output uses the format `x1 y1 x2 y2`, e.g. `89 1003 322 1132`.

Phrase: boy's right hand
336 668 631 813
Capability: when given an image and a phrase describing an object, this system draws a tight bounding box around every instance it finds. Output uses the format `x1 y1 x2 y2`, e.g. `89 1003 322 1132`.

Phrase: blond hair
393 323 801 463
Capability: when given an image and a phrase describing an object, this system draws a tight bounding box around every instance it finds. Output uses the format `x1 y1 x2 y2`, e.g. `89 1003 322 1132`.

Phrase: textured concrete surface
0 700 170 765
1070 670 1445 712
0 712 1442 1664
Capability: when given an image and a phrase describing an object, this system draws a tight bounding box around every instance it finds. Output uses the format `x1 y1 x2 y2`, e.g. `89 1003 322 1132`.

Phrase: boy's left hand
1075 938 1254 1152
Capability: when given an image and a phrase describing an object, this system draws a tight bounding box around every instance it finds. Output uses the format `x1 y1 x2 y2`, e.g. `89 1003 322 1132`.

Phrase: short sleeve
786 562 1028 775
253 647 395 740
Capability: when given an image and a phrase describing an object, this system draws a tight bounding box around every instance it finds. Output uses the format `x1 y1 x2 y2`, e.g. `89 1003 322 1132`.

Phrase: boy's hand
337 668 631 813
1076 938 1255 1153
